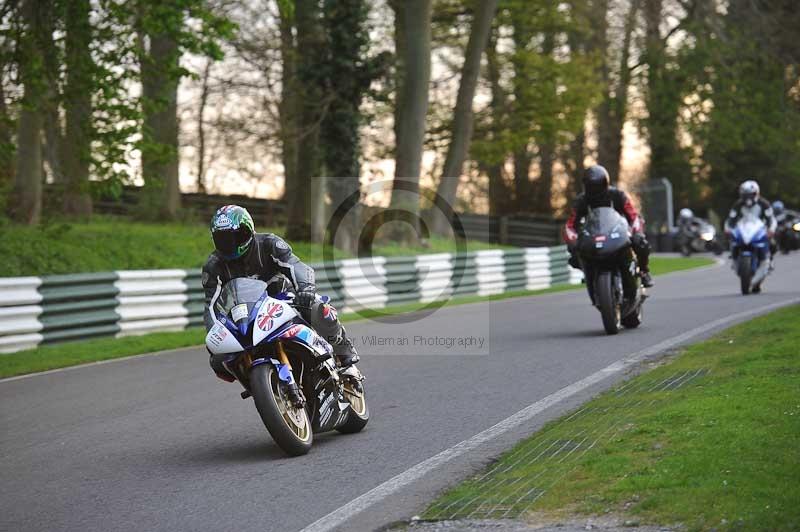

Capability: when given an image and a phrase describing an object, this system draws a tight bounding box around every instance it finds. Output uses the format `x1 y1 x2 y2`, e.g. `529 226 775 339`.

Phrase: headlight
793 222 800 232
700 231 715 242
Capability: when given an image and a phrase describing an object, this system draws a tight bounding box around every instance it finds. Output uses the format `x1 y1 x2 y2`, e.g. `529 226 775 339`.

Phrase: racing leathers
202 233 357 381
564 187 651 283
724 197 778 259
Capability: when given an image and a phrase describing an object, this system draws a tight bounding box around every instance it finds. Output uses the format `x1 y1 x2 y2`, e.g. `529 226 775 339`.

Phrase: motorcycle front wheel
250 364 313 456
738 256 752 295
596 271 621 335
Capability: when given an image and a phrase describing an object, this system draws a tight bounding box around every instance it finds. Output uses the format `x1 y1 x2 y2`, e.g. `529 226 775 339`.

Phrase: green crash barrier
0 246 579 354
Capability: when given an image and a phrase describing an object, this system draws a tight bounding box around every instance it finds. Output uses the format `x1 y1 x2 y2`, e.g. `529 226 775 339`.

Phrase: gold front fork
276 341 292 371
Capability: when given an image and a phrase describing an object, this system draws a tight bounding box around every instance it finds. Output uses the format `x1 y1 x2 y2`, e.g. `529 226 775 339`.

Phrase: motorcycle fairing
206 321 245 355
270 322 334 358
733 216 768 247
311 368 350 432
252 298 297 346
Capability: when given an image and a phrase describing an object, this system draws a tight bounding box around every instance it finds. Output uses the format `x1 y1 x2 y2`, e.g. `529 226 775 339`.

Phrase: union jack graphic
322 304 338 321
257 303 284 331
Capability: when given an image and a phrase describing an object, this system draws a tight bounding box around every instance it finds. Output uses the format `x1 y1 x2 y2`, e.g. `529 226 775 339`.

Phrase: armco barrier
0 246 581 354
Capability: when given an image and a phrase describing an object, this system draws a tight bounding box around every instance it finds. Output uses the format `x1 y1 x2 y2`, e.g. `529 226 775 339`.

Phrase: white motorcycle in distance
730 213 771 295
677 218 724 256
206 277 368 456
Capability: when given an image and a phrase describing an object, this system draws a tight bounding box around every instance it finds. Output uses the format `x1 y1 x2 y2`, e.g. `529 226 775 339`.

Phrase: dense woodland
0 0 798 251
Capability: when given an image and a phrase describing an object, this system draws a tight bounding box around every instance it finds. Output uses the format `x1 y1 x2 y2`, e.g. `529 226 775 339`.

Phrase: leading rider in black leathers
202 205 359 382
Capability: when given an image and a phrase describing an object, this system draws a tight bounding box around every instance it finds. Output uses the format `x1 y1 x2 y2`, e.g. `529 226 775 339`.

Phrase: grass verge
0 256 713 379
423 304 800 531
0 217 511 277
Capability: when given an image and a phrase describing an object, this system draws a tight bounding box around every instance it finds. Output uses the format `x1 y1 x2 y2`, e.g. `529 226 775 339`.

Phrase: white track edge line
298 296 799 532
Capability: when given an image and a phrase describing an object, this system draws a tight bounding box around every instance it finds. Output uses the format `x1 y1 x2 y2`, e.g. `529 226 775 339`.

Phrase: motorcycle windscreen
213 278 269 323
578 207 630 257
583 206 629 236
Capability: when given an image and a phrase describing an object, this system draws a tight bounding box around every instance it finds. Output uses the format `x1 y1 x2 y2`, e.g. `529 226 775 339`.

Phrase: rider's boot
641 270 654 288
333 328 360 367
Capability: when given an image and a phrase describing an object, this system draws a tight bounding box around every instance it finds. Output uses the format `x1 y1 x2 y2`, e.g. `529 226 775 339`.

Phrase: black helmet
210 205 255 260
582 165 610 199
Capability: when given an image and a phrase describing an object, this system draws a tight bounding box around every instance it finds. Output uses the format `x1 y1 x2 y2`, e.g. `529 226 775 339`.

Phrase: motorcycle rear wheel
336 378 369 434
621 303 643 329
738 257 752 295
596 272 621 335
251 364 313 456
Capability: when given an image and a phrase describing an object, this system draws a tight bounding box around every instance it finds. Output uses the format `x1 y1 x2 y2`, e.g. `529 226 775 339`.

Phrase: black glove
294 289 316 310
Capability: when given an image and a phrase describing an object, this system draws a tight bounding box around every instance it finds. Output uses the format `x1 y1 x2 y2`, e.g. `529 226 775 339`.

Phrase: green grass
0 256 713 379
648 256 714 276
0 328 205 378
424 305 800 531
0 217 510 277
0 215 712 277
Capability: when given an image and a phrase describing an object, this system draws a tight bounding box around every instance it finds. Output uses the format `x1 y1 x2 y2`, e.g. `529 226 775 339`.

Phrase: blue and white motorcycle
730 213 771 295
206 277 368 456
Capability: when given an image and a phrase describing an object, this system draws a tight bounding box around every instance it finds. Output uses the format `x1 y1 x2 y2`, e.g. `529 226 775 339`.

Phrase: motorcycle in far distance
206 277 368 456
730 213 771 295
677 218 724 256
775 211 800 254
577 207 647 335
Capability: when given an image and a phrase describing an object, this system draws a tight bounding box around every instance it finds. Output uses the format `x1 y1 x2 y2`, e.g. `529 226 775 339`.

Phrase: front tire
596 271 621 335
738 257 752 295
250 364 313 456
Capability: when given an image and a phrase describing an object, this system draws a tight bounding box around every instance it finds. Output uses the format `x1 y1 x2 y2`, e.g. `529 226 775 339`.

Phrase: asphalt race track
2 255 799 532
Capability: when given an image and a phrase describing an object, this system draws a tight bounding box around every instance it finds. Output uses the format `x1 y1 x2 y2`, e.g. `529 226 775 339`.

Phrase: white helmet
739 180 760 204
679 208 693 220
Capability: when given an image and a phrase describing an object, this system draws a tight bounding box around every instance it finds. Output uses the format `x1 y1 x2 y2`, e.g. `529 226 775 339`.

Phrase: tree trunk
40 2 63 186
513 148 532 212
278 2 299 204
9 0 48 225
563 125 585 201
285 0 325 242
13 109 44 225
484 25 510 217
432 0 499 235
388 0 432 242
510 11 533 213
534 143 554 214
563 10 587 201
532 33 556 216
642 0 681 183
596 0 638 181
322 0 371 255
0 67 14 188
62 0 93 217
139 10 181 220
195 60 211 195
